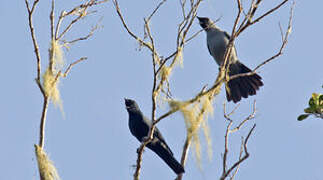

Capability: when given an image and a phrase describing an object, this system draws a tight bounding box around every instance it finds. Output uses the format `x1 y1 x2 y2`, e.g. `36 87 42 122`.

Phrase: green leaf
313 93 320 106
304 107 315 113
319 94 323 106
309 97 315 107
298 114 310 121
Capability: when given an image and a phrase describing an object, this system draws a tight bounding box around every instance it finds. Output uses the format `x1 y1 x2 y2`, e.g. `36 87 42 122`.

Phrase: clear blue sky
1 0 322 179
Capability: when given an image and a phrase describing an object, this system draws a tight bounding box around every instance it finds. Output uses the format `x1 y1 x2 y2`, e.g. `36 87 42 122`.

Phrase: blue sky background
1 0 323 180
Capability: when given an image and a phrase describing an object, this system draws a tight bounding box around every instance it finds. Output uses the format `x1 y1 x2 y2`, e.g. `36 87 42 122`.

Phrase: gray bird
124 98 185 175
197 16 263 103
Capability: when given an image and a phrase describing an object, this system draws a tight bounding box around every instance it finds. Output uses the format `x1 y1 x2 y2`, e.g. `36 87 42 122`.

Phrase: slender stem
236 0 289 36
39 97 49 148
25 0 42 82
62 57 87 77
133 19 159 180
50 0 55 40
113 0 153 51
220 124 256 180
57 15 83 40
176 136 192 180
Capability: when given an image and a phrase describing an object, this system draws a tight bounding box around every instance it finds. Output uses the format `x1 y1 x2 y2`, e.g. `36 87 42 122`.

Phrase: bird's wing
153 128 174 156
142 116 174 156
130 115 150 142
207 43 212 56
224 31 231 40
223 31 238 57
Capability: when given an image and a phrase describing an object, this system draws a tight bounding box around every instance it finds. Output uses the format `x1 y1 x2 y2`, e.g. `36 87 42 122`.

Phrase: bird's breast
207 33 228 66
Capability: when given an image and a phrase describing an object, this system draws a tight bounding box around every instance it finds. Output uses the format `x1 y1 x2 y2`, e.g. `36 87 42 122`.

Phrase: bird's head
124 98 139 112
197 16 214 30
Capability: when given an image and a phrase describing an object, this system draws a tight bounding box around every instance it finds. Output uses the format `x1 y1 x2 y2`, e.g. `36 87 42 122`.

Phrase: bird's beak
124 98 132 109
124 98 129 108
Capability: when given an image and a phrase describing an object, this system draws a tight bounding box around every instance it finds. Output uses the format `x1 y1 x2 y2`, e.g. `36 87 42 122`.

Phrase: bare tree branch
113 0 154 51
114 1 206 179
50 0 55 40
38 97 49 148
26 0 107 168
114 0 292 179
56 0 108 40
25 0 49 151
219 100 257 180
62 57 88 77
25 0 42 87
147 0 167 22
230 138 244 180
230 101 256 133
176 136 192 180
65 21 101 44
220 124 256 180
228 2 293 82
237 0 289 36
57 15 84 40
132 16 160 180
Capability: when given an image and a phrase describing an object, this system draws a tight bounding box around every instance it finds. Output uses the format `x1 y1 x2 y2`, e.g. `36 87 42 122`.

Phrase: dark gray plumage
124 98 185 175
197 16 263 103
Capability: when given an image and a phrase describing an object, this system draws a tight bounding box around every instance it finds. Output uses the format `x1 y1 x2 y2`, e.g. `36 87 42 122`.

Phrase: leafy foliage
298 93 323 121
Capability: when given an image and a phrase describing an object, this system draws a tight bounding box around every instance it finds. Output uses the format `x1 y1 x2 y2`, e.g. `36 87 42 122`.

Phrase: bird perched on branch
197 16 263 103
124 98 185 175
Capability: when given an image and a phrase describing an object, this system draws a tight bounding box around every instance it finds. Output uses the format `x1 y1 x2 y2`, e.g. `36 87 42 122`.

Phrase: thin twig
147 0 167 22
62 57 87 77
50 0 55 40
57 15 83 40
222 120 232 175
113 0 153 51
230 101 256 133
221 99 257 179
39 97 49 148
25 0 50 150
185 29 203 43
230 138 244 180
155 51 177 74
154 69 225 126
176 136 192 180
221 0 242 82
236 0 289 36
179 0 202 47
65 22 101 44
55 11 65 39
220 124 256 180
228 2 293 82
224 102 241 118
56 0 107 40
25 0 42 86
133 15 160 180
180 0 186 18
49 0 56 72
53 56 87 82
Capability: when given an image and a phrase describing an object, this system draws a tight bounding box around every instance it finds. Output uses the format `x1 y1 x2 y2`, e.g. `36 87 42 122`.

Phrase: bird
124 98 185 175
197 16 263 103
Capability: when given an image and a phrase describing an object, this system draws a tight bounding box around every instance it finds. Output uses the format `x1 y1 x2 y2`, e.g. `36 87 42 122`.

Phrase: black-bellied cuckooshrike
197 16 263 103
124 98 185 175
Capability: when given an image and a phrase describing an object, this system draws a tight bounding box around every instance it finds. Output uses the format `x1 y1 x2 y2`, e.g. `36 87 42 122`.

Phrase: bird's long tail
225 61 263 103
148 143 185 175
